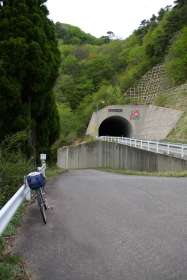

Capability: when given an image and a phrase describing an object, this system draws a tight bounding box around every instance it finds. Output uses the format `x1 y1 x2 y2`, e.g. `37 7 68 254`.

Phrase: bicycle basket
26 172 45 190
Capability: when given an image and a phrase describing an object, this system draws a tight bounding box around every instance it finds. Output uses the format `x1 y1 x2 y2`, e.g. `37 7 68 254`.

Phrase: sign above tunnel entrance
108 109 123 113
130 110 140 120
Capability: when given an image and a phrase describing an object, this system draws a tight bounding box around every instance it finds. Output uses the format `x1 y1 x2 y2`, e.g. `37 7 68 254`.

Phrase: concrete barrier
57 141 187 172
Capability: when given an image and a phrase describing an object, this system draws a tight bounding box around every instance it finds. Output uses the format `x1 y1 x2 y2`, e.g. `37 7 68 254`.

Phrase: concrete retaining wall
57 141 187 172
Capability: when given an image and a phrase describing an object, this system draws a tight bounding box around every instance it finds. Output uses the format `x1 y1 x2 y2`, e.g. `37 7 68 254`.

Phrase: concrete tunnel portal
98 116 132 137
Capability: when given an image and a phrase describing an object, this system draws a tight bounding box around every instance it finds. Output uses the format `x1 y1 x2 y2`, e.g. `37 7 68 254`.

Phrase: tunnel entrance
99 116 132 137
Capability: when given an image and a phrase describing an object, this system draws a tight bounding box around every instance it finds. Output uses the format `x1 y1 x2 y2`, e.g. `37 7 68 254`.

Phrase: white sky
46 0 174 39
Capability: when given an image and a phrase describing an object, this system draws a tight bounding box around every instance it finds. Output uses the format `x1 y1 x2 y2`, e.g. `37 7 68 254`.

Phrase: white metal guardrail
97 136 187 159
0 183 31 235
0 155 47 236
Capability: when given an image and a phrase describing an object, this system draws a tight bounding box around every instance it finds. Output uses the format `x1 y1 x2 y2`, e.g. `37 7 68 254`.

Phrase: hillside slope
54 1 187 146
154 83 187 142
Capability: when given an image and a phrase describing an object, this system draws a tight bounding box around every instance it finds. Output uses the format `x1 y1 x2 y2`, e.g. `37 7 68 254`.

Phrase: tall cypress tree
174 0 186 8
0 0 60 156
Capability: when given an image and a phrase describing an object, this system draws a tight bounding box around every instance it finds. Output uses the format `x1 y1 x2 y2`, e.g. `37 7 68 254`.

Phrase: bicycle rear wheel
36 188 47 224
42 188 48 210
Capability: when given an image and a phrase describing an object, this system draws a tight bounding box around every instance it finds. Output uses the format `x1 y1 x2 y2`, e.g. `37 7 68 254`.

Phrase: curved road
14 170 187 280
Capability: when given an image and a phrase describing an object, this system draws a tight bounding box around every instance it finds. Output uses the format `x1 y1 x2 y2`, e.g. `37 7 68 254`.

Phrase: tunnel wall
58 141 187 172
86 105 182 140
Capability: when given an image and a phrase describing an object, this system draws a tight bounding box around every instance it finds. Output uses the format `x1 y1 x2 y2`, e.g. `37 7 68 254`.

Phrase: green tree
54 2 187 145
86 56 115 89
144 1 187 64
55 22 101 45
165 27 187 85
0 0 60 157
174 0 186 8
61 55 80 76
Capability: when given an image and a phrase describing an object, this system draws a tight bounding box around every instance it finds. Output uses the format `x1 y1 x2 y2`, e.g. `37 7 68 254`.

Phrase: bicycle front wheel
36 188 47 224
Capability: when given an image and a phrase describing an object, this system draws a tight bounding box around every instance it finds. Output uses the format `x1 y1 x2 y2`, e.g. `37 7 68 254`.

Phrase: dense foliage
0 0 60 157
1 0 187 161
55 22 107 45
0 130 34 206
55 1 187 145
0 150 33 208
165 27 187 85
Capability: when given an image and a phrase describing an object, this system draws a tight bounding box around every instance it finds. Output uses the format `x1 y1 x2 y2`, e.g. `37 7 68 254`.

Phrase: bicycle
35 186 47 224
26 171 47 224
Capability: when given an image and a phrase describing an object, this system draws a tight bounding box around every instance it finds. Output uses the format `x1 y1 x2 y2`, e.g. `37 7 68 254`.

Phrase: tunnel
98 116 132 137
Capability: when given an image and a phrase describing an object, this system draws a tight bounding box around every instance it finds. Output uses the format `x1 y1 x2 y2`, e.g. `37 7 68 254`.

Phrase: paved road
14 170 187 280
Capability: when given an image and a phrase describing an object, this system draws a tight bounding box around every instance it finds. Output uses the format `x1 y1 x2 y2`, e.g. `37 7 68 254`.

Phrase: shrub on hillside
165 27 187 85
0 134 33 208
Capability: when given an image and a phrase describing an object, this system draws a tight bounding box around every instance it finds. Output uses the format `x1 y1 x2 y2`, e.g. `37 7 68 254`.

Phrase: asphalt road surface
14 170 187 280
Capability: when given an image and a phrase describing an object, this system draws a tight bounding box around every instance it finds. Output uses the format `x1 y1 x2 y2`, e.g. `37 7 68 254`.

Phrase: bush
0 133 34 207
154 94 168 107
165 27 187 85
0 151 33 207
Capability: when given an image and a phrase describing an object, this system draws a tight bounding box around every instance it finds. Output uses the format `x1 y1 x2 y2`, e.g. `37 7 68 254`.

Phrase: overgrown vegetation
55 0 187 146
2 1 186 155
0 132 34 207
165 26 187 85
0 0 60 206
0 0 60 157
154 83 187 142
46 165 65 178
0 205 29 280
55 22 107 45
0 251 26 280
98 168 187 177
0 151 33 208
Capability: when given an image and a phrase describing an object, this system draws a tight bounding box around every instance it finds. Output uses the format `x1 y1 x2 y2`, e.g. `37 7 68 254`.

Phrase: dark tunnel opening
99 116 132 137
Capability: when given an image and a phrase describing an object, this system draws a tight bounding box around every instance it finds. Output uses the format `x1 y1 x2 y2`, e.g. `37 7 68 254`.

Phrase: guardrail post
24 177 31 201
156 142 159 153
181 145 184 158
167 144 170 155
66 147 69 169
135 139 137 148
130 138 131 147
148 141 150 151
141 140 143 149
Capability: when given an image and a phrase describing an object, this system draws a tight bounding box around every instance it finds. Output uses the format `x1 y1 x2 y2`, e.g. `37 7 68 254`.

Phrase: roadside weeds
97 168 187 177
0 204 30 280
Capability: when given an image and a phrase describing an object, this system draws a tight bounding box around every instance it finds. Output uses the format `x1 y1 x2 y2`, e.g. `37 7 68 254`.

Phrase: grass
46 165 65 178
98 168 187 177
154 84 187 143
0 254 25 280
0 204 29 280
167 111 187 142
